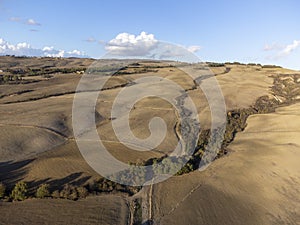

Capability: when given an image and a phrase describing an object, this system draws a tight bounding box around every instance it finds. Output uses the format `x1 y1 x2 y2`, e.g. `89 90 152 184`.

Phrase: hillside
0 56 299 225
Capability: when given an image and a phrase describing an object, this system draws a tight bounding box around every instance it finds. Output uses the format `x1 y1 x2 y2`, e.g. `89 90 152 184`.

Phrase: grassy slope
1 57 300 224
0 196 129 225
152 103 300 225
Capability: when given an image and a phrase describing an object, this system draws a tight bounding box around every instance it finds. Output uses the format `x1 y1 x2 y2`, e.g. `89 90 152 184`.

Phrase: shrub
207 62 225 67
11 181 28 201
262 64 282 69
69 190 78 201
36 184 50 199
87 180 98 193
76 187 88 199
51 190 60 199
60 184 72 199
60 184 78 200
0 183 6 199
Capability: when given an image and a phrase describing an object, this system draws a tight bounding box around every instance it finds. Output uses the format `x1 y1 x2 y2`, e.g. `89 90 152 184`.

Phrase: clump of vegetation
207 62 225 67
51 190 60 199
60 184 78 200
88 177 141 196
36 184 50 199
0 74 22 84
247 63 262 67
0 177 140 202
262 64 282 69
152 157 191 176
76 186 88 199
6 67 87 77
225 62 246 65
116 67 158 75
10 181 28 201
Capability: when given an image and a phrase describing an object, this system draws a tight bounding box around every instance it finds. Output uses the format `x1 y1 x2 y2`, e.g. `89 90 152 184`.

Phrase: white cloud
105 31 158 56
104 32 201 62
187 45 201 53
26 18 41 26
0 38 87 58
9 17 41 28
281 40 300 56
9 17 21 22
42 46 54 51
84 37 96 43
263 43 283 51
9 17 41 26
264 40 300 60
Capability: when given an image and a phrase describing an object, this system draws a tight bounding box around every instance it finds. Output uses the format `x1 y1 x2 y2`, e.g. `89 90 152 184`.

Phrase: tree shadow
48 172 91 190
142 220 154 225
26 172 92 193
0 159 92 194
0 158 35 188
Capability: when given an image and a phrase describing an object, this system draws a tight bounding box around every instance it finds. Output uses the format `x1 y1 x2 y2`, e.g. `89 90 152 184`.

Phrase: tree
11 181 28 201
0 183 6 199
36 184 50 199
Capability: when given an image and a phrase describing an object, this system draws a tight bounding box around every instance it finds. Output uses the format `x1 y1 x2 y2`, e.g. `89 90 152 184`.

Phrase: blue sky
0 0 299 69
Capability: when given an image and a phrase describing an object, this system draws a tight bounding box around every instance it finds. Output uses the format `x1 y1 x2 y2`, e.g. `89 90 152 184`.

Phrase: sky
0 0 299 70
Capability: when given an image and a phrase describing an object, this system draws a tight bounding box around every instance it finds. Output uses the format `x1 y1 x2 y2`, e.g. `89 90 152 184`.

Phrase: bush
11 181 28 201
262 64 282 69
68 190 78 201
76 187 88 198
0 183 6 199
51 190 60 199
207 62 225 67
60 184 78 200
36 184 50 198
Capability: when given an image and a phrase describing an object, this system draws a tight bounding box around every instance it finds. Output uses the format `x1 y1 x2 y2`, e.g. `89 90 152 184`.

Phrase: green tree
11 181 28 201
36 184 50 199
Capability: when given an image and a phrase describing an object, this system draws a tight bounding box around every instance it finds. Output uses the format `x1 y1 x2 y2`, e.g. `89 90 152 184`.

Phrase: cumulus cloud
187 45 201 53
104 32 201 62
0 38 87 58
105 31 158 56
26 18 41 26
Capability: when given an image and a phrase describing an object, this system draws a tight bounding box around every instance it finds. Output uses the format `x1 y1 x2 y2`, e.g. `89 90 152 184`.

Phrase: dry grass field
151 103 300 225
0 56 300 224
0 195 129 225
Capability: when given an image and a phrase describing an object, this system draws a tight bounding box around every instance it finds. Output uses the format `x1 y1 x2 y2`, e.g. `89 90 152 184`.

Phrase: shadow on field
26 172 92 193
48 172 91 191
0 159 91 193
0 159 35 187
